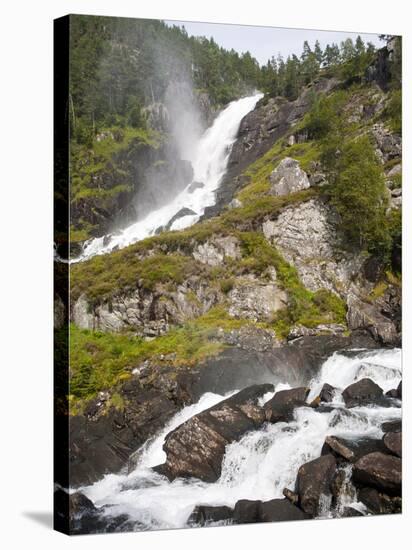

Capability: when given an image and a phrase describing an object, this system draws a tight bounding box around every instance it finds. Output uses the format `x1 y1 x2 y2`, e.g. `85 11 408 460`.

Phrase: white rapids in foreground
78 93 263 261
80 347 401 531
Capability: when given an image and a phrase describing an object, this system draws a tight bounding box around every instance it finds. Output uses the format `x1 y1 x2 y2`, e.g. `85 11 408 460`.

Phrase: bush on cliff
328 136 390 258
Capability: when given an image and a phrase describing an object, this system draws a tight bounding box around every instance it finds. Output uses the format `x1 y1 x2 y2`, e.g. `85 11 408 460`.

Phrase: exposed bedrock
68 332 377 487
157 384 273 482
203 77 339 217
262 196 401 346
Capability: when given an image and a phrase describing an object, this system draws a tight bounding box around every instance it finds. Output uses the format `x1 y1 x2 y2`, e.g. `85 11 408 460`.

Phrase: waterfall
79 348 401 531
78 93 263 261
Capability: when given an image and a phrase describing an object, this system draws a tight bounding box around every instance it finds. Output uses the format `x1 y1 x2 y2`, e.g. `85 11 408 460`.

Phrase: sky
165 20 382 66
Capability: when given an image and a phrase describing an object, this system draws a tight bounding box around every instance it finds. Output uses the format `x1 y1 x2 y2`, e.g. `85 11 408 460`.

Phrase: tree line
69 15 400 147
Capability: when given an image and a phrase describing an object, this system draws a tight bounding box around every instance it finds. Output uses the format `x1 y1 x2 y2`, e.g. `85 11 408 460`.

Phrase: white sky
165 19 383 65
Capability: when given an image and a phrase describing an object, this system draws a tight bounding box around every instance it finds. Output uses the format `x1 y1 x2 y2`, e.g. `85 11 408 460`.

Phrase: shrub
383 89 402 134
328 136 390 259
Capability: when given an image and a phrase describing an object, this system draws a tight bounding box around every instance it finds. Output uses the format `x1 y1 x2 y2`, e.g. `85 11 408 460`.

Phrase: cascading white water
80 347 401 531
78 93 263 261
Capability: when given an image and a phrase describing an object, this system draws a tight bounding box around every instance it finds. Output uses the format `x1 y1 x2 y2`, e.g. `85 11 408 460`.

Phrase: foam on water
80 347 401 530
77 93 263 261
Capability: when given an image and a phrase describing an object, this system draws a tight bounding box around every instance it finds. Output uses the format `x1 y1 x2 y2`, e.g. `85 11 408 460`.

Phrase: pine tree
314 40 323 64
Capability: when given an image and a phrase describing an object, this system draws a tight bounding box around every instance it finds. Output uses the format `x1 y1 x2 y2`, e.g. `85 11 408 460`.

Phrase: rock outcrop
352 451 401 495
158 384 273 482
269 157 310 196
262 198 362 295
383 432 402 458
346 292 400 347
72 276 223 336
357 487 402 515
295 454 337 516
264 387 309 423
228 277 288 322
203 78 339 217
342 378 384 408
192 235 241 266
321 435 386 463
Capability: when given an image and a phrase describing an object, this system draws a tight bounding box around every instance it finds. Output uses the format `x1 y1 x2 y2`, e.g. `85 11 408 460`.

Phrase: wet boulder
232 498 309 524
69 491 96 517
319 383 336 403
352 452 401 495
160 384 274 482
233 500 261 524
342 378 383 408
358 487 402 514
189 505 233 525
383 432 402 458
341 507 364 517
264 387 309 423
165 207 197 230
259 498 310 522
321 436 386 463
381 420 402 433
296 454 337 516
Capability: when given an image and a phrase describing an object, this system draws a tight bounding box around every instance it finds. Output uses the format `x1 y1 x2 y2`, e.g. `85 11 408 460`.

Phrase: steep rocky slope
61 48 402 492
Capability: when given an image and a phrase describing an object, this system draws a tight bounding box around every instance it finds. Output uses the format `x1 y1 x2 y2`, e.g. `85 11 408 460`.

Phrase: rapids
79 347 401 531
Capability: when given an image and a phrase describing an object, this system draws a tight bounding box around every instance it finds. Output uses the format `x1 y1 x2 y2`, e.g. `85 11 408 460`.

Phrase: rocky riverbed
57 342 401 534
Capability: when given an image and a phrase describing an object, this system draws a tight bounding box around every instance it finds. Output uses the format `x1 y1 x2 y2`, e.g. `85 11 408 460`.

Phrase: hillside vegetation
66 30 402 409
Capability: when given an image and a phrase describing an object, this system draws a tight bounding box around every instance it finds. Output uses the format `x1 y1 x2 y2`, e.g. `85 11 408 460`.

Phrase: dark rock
331 468 350 499
161 384 273 482
69 333 379 486
296 454 337 516
69 377 181 487
319 383 336 403
353 452 401 495
381 420 401 433
232 498 309 524
187 181 204 193
397 380 402 399
341 507 364 517
383 432 402 458
347 294 400 347
322 436 386 463
233 500 261 524
259 499 310 522
363 256 384 283
385 389 399 398
69 491 96 517
309 172 327 186
358 487 402 514
342 378 383 408
165 207 197 231
203 78 339 219
283 487 299 505
54 487 131 535
184 333 377 402
264 387 309 423
189 505 233 525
